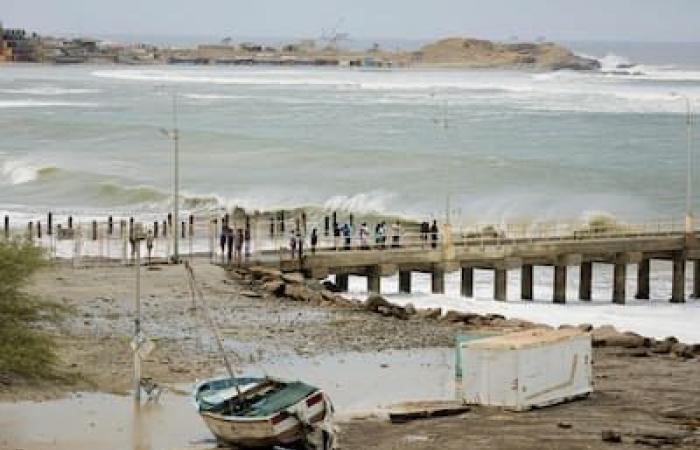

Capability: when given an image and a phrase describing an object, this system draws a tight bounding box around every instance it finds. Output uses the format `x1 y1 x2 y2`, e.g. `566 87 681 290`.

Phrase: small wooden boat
193 376 334 449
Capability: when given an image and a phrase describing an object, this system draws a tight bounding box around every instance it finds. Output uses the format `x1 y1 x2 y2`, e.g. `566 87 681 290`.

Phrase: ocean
2 40 700 337
1 41 699 227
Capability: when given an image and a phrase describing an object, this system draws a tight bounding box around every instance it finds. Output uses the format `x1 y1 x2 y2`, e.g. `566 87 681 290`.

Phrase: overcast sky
3 0 700 43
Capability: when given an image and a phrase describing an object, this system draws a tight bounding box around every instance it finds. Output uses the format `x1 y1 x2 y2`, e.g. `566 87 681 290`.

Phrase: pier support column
431 268 445 294
553 265 567 304
671 252 686 303
494 269 507 302
367 269 380 294
521 264 533 301
335 274 349 292
399 270 412 294
613 263 626 304
694 261 700 299
579 262 592 301
461 267 473 297
635 259 650 300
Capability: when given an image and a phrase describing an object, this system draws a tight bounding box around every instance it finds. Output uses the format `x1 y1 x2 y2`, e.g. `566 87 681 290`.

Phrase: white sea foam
1 160 39 185
0 100 98 109
0 86 101 95
323 191 397 214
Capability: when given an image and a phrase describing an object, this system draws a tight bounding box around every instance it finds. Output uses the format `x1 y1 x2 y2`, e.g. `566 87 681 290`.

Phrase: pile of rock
233 267 700 359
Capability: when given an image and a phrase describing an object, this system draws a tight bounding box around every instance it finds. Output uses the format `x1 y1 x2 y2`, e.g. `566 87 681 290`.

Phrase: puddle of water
0 347 455 450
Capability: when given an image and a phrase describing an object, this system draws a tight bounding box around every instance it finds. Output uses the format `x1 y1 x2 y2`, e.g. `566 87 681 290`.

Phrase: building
1 26 40 62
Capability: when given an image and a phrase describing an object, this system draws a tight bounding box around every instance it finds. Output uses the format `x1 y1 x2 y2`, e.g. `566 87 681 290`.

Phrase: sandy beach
1 260 700 449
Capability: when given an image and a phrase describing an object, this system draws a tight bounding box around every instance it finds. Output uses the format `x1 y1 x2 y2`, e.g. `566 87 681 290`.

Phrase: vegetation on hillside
0 240 66 380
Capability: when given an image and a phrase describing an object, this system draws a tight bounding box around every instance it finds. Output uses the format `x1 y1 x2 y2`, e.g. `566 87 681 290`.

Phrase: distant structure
0 24 40 61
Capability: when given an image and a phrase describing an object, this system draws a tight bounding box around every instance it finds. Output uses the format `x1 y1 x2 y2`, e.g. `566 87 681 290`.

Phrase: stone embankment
238 266 700 359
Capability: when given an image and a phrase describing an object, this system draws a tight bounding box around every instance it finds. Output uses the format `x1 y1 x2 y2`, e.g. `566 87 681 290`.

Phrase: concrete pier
461 267 473 297
431 267 445 294
335 274 349 292
579 262 592 301
613 263 626 304
553 265 567 304
367 270 381 294
521 264 533 300
399 270 412 294
671 252 685 303
635 259 650 300
494 269 507 301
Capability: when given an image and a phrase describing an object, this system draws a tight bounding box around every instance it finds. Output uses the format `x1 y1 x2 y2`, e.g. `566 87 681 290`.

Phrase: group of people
219 225 250 265
420 220 440 248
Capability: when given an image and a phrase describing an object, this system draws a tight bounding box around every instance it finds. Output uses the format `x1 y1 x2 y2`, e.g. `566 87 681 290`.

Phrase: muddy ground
2 260 700 449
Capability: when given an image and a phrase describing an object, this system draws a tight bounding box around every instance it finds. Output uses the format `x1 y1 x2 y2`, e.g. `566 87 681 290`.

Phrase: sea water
2 41 700 338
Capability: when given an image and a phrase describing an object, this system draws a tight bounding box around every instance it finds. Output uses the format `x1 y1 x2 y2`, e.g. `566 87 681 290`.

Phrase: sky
3 0 700 43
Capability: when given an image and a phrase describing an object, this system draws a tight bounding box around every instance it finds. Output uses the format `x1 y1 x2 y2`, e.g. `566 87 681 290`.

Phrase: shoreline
1 261 700 449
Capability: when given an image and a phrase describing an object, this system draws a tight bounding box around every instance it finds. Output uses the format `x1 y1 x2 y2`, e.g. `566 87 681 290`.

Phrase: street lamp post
672 93 695 236
160 92 180 263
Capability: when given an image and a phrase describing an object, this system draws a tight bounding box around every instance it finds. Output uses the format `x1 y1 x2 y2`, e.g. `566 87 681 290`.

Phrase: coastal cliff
414 38 600 70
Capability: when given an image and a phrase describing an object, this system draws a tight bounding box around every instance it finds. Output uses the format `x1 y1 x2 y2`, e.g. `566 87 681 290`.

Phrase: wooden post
47 212 53 235
153 221 159 238
399 270 412 294
554 265 567 304
521 264 533 300
92 220 98 241
324 216 330 237
37 221 42 239
162 220 167 237
494 268 507 301
635 259 650 300
181 221 186 239
27 221 33 240
3 216 7 238
671 252 686 303
694 260 700 299
189 215 194 237
579 262 592 301
461 267 473 297
108 216 113 235
613 263 626 304
68 216 73 229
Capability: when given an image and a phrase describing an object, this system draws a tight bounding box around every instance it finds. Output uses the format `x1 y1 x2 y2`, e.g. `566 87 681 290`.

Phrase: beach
1 260 700 449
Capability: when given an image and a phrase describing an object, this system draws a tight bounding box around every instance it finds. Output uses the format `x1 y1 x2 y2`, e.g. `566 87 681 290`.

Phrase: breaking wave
0 100 98 109
0 86 101 95
1 160 62 185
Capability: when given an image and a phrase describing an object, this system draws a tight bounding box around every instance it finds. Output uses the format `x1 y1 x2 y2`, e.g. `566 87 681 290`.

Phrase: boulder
262 280 285 296
592 326 647 348
404 303 417 316
671 343 695 359
578 323 594 332
322 280 343 293
282 273 305 284
248 266 282 281
601 430 622 443
365 294 393 312
651 340 672 354
284 283 322 304
418 308 442 320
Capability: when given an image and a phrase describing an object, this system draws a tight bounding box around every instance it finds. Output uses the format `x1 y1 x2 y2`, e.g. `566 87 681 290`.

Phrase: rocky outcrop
415 38 600 71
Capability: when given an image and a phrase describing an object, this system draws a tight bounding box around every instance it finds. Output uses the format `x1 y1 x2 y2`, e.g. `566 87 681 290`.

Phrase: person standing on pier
333 223 340 250
219 227 227 263
235 228 244 265
360 222 369 250
146 230 154 265
226 227 234 265
311 228 318 254
430 220 439 249
391 221 400 248
342 223 351 250
420 221 429 247
289 230 297 259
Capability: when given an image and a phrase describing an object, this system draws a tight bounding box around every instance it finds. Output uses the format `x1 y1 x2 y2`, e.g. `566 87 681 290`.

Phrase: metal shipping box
458 328 592 410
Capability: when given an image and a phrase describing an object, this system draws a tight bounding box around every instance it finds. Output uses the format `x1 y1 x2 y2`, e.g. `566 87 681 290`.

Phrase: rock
691 344 700 355
578 323 594 332
417 308 442 320
660 406 700 422
601 430 622 443
651 340 672 354
665 336 679 344
282 273 305 284
484 313 506 322
240 290 262 298
404 303 417 316
558 324 575 330
365 294 393 313
633 433 684 447
592 326 647 348
262 280 285 296
671 343 695 359
557 422 573 429
442 310 470 323
248 266 282 280
322 280 343 293
284 284 322 304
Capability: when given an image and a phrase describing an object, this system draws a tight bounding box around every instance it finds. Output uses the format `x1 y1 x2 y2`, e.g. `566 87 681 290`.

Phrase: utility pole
160 91 180 263
133 232 142 403
673 93 695 236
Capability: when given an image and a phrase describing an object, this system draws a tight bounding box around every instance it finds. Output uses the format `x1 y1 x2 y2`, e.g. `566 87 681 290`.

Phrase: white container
457 328 592 411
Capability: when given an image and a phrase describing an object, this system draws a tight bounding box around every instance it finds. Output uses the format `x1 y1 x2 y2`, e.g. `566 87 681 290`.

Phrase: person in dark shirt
430 220 439 249
311 228 318 254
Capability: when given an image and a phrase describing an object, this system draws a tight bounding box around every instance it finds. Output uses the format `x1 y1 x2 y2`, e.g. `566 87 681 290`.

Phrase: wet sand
1 261 700 449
